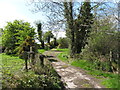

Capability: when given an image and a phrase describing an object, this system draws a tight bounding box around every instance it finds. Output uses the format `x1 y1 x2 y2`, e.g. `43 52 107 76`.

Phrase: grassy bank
71 60 119 88
38 49 46 54
56 48 69 62
56 48 119 89
1 53 64 89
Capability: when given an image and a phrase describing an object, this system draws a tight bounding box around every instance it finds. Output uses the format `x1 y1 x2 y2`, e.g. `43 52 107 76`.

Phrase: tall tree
63 1 75 57
64 1 93 57
36 22 44 49
75 1 93 53
30 0 94 57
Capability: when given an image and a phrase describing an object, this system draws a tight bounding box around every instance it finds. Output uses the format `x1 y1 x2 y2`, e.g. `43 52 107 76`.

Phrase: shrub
57 37 69 49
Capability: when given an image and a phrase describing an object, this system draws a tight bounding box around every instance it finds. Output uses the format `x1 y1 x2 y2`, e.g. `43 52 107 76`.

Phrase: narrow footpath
44 50 105 89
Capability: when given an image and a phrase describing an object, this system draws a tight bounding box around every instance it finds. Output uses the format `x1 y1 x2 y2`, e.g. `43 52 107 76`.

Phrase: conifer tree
36 22 44 49
74 1 93 54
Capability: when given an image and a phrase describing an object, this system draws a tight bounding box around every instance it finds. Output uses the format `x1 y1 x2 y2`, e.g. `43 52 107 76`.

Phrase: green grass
56 48 69 62
55 48 69 52
57 50 119 89
101 78 119 88
38 49 46 54
71 60 92 71
1 53 24 88
71 60 119 88
1 53 64 89
1 53 24 73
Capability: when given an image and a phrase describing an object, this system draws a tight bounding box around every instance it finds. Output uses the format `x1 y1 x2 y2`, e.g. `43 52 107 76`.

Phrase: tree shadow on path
48 59 58 62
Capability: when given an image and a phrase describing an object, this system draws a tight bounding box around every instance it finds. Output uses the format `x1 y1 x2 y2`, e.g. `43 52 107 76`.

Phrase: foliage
49 37 59 49
18 36 37 59
2 20 35 55
74 1 93 54
56 48 69 62
44 31 54 44
36 22 44 49
71 60 119 89
57 37 69 49
57 49 119 89
64 1 93 57
0 28 3 36
44 43 51 50
101 77 119 88
1 53 64 89
81 16 119 73
1 53 24 88
38 49 46 54
57 52 68 62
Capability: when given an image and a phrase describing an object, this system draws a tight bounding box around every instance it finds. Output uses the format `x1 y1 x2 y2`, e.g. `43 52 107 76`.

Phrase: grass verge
38 49 46 54
55 48 69 62
56 49 119 89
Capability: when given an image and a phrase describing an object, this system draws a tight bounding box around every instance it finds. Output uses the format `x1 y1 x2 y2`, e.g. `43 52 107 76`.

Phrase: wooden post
109 51 114 73
25 58 28 72
30 47 32 63
39 54 44 67
23 51 28 72
30 47 32 52
29 46 35 65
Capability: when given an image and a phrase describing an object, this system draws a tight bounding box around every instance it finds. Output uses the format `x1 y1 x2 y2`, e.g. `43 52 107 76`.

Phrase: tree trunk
63 2 76 58
41 40 44 49
109 51 115 73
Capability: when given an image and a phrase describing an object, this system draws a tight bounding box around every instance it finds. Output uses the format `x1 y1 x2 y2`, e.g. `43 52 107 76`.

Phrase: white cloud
57 31 66 38
53 31 66 39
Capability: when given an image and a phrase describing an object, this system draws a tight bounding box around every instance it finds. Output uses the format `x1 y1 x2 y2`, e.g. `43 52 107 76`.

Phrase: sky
0 0 118 39
0 0 66 38
0 0 45 28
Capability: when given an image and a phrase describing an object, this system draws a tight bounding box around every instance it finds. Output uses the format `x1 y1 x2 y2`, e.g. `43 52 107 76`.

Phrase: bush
57 37 69 49
2 53 65 89
44 43 50 50
18 36 37 59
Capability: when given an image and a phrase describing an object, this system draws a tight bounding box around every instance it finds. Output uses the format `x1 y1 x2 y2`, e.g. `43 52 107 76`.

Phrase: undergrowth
56 48 119 89
1 53 64 89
